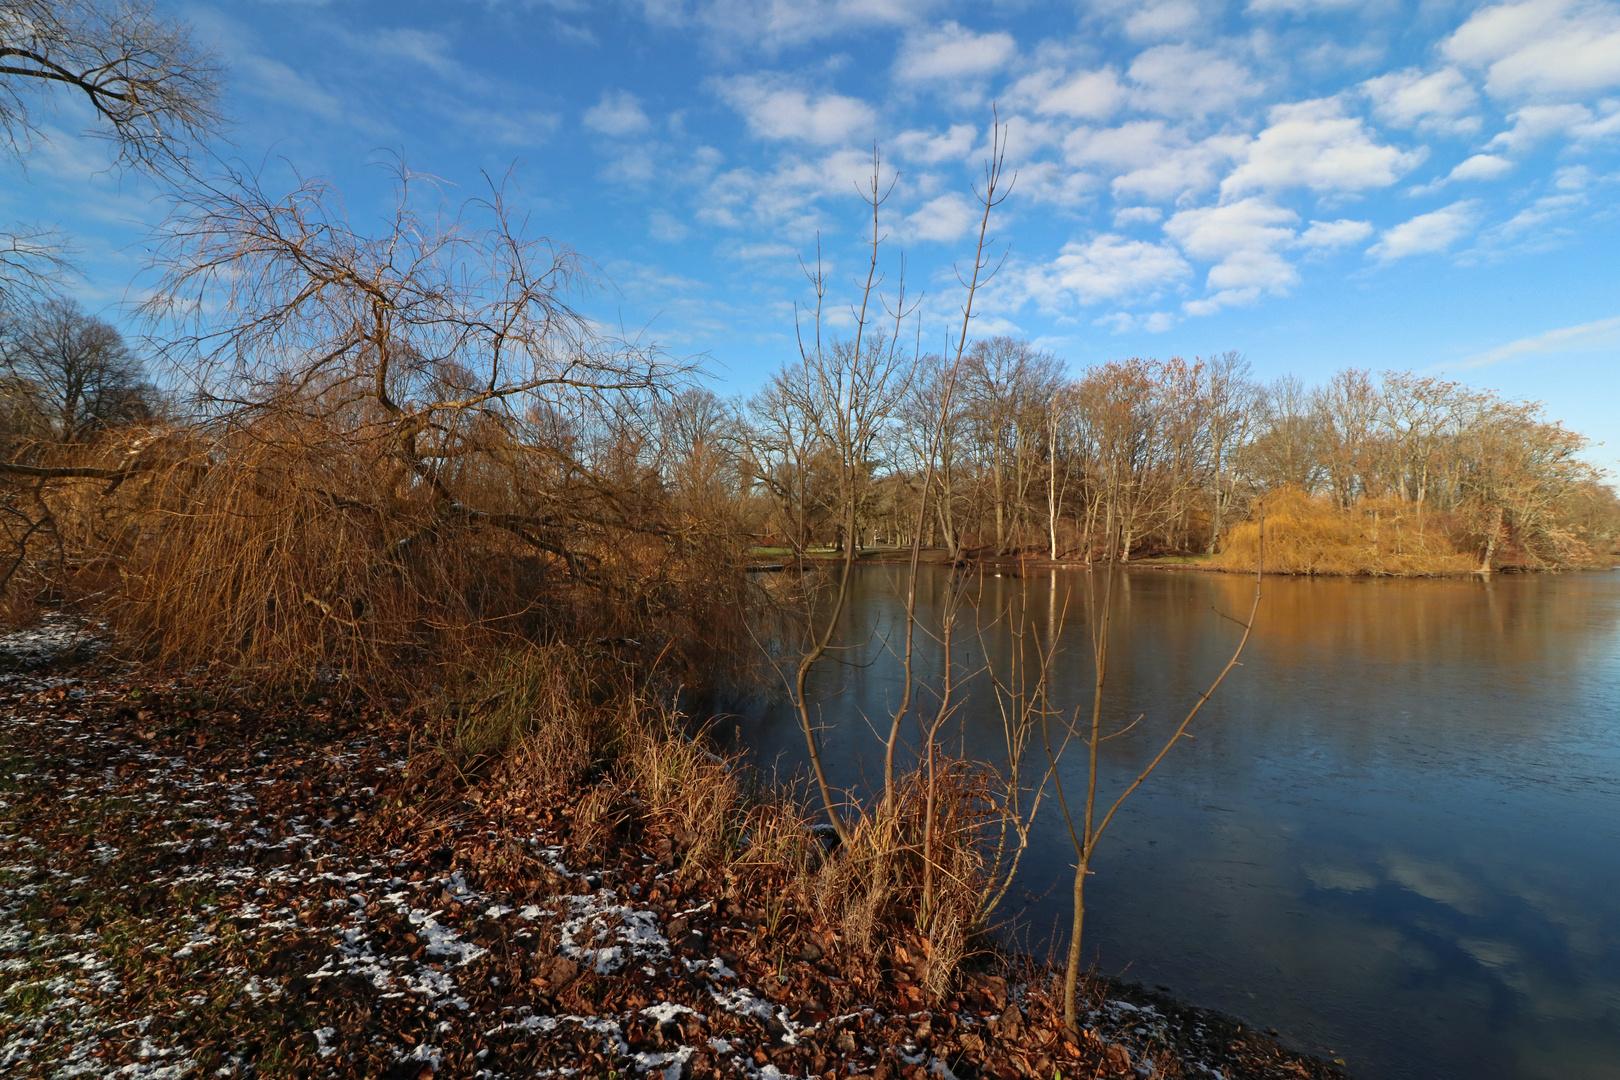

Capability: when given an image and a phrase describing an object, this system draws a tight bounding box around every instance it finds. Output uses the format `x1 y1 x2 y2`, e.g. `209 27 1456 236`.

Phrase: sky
4 0 1619 476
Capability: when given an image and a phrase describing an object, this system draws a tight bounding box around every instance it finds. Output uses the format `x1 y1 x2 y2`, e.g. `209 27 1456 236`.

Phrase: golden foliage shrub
0 410 752 696
1213 485 1474 575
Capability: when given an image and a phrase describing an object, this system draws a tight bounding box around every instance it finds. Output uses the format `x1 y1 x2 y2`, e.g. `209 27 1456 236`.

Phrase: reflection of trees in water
757 566 1619 780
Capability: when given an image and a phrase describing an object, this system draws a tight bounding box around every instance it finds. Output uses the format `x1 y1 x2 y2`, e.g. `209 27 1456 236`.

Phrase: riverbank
0 624 1351 1080
750 547 1617 578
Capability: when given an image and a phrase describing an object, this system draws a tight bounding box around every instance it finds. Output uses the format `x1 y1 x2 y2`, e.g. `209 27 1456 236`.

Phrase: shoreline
0 627 1355 1080
750 548 1617 578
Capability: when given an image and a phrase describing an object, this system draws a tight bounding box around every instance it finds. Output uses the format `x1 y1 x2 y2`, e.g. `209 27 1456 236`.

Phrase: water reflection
743 568 1620 1080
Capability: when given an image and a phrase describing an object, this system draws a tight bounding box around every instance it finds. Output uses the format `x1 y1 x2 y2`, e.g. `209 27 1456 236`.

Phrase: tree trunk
1064 853 1088 1032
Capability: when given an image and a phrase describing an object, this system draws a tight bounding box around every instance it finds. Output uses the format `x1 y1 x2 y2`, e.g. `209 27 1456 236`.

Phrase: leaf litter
0 624 1352 1080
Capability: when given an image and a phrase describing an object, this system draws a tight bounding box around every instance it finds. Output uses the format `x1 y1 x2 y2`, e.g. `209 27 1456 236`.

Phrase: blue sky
6 0 1619 475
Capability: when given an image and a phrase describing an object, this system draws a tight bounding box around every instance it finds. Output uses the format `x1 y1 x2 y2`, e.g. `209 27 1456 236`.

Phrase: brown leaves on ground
0 659 1352 1080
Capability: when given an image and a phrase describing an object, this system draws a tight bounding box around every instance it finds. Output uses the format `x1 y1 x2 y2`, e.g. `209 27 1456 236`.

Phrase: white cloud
1457 314 1620 367
1127 45 1263 117
1444 0 1620 101
1486 101 1620 150
372 28 459 76
1024 233 1191 307
894 21 1016 82
1247 0 1363 11
638 0 939 52
698 148 885 236
1063 122 1244 203
1164 198 1302 307
1222 97 1423 197
585 90 652 137
238 55 343 120
452 106 560 147
1368 201 1482 260
1298 218 1374 247
1006 66 1126 120
1361 68 1482 136
1114 135 1247 202
903 192 976 241
892 124 976 163
1095 310 1177 332
1007 160 1099 207
1449 153 1515 181
1113 206 1164 226
649 209 690 242
717 76 875 144
1124 1 1202 40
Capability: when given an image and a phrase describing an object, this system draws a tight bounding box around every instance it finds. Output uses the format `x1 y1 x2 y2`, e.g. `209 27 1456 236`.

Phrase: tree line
672 343 1617 573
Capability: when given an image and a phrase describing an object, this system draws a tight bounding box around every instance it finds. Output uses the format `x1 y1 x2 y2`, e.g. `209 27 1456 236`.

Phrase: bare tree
0 1 223 301
773 150 918 846
1204 351 1255 552
1047 520 1264 1032
1 296 152 442
961 336 1060 553
0 0 222 172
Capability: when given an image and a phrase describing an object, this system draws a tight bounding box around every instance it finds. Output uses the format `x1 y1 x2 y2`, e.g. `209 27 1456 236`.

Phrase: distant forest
707 341 1620 573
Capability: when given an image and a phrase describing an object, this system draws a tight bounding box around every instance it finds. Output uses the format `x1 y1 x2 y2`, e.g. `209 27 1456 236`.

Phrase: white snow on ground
0 615 103 669
1 669 891 1080
0 644 1202 1080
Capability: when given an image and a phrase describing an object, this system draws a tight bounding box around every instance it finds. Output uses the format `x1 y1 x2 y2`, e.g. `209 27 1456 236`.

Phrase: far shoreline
748 546 1620 578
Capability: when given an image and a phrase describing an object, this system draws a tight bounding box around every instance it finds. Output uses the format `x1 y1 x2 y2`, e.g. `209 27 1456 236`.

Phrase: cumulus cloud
1361 67 1482 136
903 192 977 241
1222 97 1423 197
1024 233 1191 307
1127 45 1263 117
1486 101 1620 150
1444 0 1620 101
894 21 1016 82
638 0 940 52
698 148 883 235
1095 310 1177 332
1005 66 1126 120
1165 198 1302 308
1449 153 1515 181
1123 1 1202 40
1064 122 1244 202
1368 201 1482 260
1113 206 1164 226
1247 0 1363 11
717 76 874 144
893 124 976 163
584 90 652 136
1298 218 1374 247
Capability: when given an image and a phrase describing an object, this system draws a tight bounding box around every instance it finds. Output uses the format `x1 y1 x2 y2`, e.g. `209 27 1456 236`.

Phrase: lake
740 565 1620 1080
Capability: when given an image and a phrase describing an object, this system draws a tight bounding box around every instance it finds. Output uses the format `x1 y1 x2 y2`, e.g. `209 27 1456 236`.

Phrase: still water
742 566 1620 1080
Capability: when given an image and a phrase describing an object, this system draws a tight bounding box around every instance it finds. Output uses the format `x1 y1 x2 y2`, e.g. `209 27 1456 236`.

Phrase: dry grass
1214 485 1475 575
